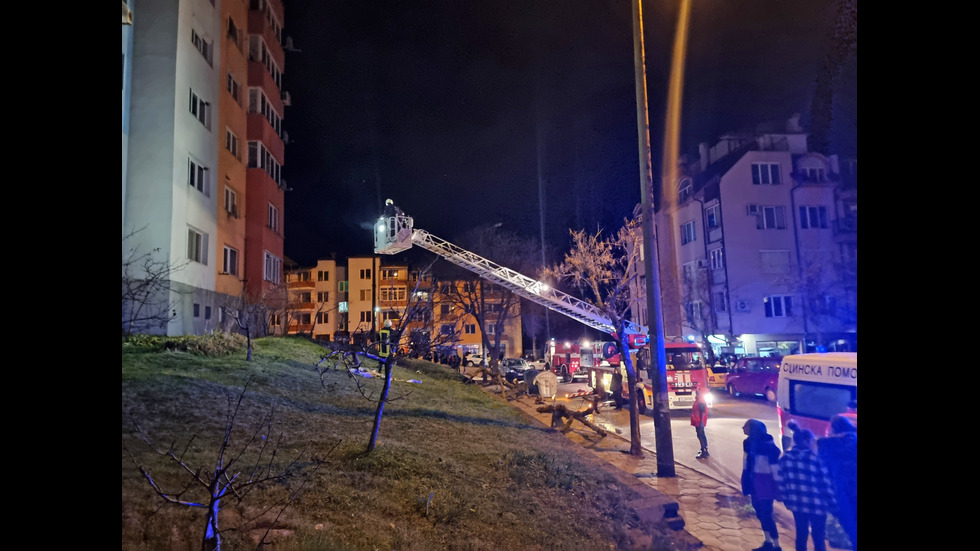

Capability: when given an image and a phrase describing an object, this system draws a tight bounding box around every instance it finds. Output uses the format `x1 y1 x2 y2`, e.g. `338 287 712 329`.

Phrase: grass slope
122 335 686 551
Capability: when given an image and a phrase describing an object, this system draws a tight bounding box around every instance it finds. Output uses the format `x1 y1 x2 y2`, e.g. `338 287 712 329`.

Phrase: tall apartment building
122 0 288 336
631 116 857 357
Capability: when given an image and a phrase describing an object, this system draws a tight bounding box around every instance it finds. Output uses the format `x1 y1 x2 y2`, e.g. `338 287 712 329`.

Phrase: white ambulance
776 352 857 450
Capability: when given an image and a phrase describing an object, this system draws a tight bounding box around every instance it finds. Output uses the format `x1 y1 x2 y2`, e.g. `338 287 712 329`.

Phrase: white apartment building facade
632 116 857 358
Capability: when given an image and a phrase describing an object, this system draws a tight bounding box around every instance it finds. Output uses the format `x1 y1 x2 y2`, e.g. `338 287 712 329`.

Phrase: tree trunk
202 498 221 551
367 355 395 452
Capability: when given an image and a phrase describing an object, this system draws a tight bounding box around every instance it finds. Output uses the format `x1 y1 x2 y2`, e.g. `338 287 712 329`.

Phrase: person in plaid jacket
778 422 837 551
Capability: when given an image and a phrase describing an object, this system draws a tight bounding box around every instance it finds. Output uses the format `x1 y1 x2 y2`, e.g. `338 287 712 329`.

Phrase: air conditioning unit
282 130 290 144
734 300 750 312
746 204 760 215
696 259 707 269
281 91 292 106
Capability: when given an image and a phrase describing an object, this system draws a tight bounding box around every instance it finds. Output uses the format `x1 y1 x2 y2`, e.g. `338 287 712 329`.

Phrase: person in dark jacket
741 419 783 551
779 422 837 551
691 386 709 459
818 414 857 551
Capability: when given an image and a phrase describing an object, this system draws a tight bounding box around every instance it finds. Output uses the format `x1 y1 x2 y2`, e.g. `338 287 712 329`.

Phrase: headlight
704 392 714 408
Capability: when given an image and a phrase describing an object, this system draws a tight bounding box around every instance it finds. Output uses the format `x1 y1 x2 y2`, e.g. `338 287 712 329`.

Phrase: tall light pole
633 0 692 477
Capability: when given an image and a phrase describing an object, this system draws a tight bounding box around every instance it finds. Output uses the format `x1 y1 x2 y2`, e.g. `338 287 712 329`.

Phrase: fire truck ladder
374 209 647 339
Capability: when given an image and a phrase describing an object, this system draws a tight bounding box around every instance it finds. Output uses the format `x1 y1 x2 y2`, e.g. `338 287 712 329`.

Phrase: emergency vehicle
588 341 712 410
374 202 706 410
776 352 857 450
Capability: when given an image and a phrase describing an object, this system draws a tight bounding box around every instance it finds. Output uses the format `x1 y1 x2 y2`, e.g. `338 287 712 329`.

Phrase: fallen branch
535 403 607 436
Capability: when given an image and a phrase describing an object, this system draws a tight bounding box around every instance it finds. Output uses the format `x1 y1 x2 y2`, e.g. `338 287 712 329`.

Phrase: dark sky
281 0 851 267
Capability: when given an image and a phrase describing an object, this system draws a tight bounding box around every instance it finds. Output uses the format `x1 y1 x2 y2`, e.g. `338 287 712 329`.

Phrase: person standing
818 414 857 551
691 386 709 459
741 419 783 551
779 422 837 551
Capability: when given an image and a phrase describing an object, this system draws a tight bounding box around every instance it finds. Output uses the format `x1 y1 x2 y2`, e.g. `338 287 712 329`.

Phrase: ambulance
776 352 857 450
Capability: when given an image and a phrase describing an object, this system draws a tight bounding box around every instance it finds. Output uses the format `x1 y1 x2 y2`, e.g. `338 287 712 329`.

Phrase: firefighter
378 320 394 360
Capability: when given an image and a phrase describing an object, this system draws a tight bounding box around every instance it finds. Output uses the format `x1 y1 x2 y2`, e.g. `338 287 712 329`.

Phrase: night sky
280 0 852 267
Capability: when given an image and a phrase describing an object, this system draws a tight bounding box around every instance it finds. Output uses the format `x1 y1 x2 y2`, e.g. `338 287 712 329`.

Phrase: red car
725 356 782 402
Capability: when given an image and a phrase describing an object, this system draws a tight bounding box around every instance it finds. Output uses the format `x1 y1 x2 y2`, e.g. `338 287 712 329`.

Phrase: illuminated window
705 204 720 229
709 248 724 270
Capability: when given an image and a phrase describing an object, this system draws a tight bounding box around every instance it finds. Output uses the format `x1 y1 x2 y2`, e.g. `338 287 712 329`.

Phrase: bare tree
125 376 326 551
122 227 188 335
219 282 288 361
789 254 854 351
546 219 646 457
679 265 726 364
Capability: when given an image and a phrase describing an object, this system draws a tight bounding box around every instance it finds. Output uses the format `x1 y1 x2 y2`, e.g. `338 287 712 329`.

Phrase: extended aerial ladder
373 203 649 344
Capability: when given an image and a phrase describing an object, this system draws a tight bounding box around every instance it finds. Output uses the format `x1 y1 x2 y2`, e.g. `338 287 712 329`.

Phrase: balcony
290 279 314 289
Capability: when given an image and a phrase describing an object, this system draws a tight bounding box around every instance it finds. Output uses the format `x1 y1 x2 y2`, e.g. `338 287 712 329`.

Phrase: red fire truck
589 341 713 410
546 340 622 383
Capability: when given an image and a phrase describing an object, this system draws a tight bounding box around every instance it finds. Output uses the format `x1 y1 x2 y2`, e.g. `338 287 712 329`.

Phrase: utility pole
632 0 676 477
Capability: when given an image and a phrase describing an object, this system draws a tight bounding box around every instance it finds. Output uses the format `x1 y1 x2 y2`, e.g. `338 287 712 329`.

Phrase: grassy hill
121 334 687 551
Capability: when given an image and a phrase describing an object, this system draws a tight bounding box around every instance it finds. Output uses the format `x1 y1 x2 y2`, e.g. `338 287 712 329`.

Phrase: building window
360 269 372 279
270 313 281 326
705 204 720 229
486 323 497 335
264 252 281 283
751 163 780 185
226 72 241 103
188 159 210 196
299 313 311 325
191 29 213 65
382 311 401 321
317 312 329 324
317 291 330 302
338 281 348 292
440 304 450 315
187 228 207 264
441 324 454 335
799 206 829 229
714 291 727 312
709 248 724 270
247 88 283 136
380 287 406 302
681 220 696 245
360 311 371 323
382 269 399 279
764 295 793 318
224 187 237 216
268 204 279 232
205 306 212 320
248 140 282 185
298 292 311 303
359 289 369 301
318 270 330 281
803 167 825 182
223 246 238 276
193 303 201 317
678 180 693 203
464 324 476 334
757 206 787 229
225 129 239 159
685 301 703 320
189 89 211 129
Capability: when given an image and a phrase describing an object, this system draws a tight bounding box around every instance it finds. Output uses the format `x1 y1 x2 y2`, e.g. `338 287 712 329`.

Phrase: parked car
526 358 549 371
502 358 533 383
705 363 730 391
463 353 486 367
725 356 782 402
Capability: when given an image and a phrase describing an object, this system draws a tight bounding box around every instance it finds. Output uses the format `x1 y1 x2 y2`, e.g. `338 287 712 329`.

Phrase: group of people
737 415 857 551
690 392 857 551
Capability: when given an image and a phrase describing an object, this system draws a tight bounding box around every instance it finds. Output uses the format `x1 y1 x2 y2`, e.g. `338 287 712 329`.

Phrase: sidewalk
496 385 849 551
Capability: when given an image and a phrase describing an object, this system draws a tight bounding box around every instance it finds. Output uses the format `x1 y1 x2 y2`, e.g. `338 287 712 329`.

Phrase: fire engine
374 203 710 409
